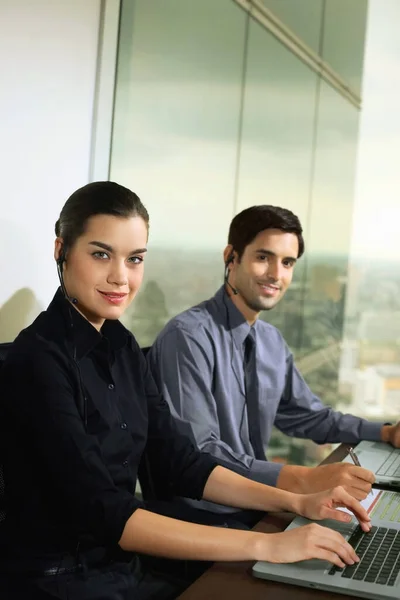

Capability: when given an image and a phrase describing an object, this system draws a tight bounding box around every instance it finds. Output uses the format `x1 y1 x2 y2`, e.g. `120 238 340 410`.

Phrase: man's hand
294 485 372 532
277 462 375 500
381 423 400 447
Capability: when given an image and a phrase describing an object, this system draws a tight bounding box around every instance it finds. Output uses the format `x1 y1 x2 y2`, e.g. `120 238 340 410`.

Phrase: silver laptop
343 441 400 487
253 489 400 599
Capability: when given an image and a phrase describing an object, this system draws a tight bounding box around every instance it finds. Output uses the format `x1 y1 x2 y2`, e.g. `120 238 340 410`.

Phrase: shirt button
121 422 127 430
108 383 115 390
122 460 129 468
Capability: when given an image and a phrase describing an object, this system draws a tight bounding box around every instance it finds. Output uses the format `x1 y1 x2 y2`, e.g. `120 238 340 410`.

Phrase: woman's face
55 214 148 330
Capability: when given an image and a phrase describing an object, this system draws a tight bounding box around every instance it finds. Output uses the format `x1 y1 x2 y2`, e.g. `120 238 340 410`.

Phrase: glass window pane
237 18 318 349
110 0 246 345
341 0 400 422
301 82 361 410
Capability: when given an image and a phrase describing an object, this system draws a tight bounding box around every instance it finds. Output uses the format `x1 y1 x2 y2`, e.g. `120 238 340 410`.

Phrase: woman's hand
257 523 360 568
295 485 372 532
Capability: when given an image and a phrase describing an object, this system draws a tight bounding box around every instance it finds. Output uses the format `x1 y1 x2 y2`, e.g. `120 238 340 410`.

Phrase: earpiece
224 252 238 296
56 250 78 305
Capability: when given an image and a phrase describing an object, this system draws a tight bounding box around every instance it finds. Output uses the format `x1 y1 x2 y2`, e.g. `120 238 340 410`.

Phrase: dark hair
228 205 304 260
55 181 149 253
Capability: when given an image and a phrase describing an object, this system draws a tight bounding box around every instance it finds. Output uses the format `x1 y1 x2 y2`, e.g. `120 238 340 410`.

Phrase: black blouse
0 289 217 559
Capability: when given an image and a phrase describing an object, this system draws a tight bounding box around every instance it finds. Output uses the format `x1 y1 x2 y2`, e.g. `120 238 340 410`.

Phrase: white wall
0 0 101 341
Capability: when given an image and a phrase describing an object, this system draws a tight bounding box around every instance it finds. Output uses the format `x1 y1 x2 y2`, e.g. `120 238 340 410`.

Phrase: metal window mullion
232 0 361 109
89 0 122 182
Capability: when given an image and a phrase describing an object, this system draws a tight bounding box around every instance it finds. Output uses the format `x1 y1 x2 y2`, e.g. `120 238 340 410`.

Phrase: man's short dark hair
228 205 304 259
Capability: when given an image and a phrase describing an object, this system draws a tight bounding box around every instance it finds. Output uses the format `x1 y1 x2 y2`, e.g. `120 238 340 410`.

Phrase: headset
55 249 90 573
223 251 263 459
57 252 77 305
56 250 87 429
223 250 253 455
224 251 238 296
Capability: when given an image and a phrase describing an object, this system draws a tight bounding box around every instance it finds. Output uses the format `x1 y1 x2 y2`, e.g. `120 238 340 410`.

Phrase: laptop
343 441 400 487
253 488 400 599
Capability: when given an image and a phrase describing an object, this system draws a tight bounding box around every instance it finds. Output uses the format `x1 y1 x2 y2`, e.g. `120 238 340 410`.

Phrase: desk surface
178 444 358 600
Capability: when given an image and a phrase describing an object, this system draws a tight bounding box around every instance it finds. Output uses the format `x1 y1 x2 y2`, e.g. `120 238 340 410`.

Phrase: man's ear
223 245 235 266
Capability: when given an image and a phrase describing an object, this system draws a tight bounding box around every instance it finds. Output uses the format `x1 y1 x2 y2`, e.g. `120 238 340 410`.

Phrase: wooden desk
178 443 359 600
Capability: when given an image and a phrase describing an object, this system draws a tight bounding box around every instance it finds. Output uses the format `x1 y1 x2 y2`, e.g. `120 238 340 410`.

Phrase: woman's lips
98 291 127 305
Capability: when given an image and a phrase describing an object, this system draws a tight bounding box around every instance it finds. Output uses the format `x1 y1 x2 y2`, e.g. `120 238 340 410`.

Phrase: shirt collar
213 285 256 349
48 288 129 360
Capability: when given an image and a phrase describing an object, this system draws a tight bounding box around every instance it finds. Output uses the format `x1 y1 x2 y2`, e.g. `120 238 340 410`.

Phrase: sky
350 0 400 260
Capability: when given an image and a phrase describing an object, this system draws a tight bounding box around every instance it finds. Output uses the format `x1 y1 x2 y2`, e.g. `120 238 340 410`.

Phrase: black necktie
244 329 265 460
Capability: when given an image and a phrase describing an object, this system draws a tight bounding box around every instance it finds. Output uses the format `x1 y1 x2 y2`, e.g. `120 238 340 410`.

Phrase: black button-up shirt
0 290 217 559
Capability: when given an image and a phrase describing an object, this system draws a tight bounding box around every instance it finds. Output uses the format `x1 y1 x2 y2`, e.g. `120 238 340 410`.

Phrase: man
148 205 400 523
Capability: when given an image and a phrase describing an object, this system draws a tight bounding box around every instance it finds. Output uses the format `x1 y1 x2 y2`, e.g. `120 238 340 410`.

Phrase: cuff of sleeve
359 420 386 442
249 459 284 487
178 455 220 501
112 497 143 544
195 460 220 500
97 495 143 547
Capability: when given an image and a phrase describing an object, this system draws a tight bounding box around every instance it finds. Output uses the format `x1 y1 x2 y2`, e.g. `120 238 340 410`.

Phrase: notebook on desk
342 441 400 487
253 488 400 599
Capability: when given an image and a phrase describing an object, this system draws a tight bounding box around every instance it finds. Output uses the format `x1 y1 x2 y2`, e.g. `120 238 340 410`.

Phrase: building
352 364 400 419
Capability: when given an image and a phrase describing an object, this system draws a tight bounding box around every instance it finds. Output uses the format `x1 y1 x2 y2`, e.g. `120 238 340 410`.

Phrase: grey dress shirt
148 286 384 513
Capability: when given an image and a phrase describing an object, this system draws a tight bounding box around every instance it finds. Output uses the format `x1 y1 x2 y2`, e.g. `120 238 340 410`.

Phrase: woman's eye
92 251 109 260
128 256 143 264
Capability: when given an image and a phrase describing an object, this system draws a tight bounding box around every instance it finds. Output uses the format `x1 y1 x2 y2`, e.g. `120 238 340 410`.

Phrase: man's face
229 228 299 317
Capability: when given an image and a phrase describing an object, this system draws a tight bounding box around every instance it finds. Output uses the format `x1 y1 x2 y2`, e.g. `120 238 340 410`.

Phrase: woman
0 182 370 600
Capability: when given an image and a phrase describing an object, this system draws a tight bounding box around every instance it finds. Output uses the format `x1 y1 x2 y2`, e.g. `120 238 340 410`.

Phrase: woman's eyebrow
88 241 147 254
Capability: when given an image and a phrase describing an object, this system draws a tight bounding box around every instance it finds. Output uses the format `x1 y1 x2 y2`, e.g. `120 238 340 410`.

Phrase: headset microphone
225 278 238 296
224 253 238 296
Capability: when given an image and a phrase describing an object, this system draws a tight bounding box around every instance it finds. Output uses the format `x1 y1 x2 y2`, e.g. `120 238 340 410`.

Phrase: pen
349 447 373 497
349 447 361 467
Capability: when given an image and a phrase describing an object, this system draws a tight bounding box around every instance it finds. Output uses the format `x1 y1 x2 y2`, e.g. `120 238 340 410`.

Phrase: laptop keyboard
328 526 400 586
377 453 400 477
